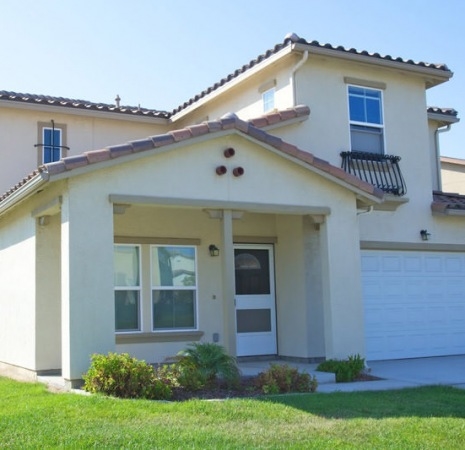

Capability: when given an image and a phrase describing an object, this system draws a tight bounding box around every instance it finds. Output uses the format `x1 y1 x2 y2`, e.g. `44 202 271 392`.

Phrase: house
1 33 464 388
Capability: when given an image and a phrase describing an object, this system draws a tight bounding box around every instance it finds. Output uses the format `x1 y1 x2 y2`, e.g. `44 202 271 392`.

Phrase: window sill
115 330 204 344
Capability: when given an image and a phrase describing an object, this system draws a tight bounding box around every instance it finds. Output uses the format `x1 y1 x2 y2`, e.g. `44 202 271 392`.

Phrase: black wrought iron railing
340 151 407 196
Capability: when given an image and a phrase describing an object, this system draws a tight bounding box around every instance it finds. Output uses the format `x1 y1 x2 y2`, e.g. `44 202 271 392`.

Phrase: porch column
320 207 366 360
35 213 61 372
221 209 236 356
60 188 115 387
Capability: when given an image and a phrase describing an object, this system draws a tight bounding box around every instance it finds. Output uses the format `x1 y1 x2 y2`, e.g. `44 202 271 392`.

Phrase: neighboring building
441 156 465 195
0 33 464 387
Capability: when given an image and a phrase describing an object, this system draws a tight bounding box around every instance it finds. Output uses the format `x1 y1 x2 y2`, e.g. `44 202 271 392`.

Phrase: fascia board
0 172 48 217
292 43 453 86
427 112 460 125
109 193 331 216
171 46 294 123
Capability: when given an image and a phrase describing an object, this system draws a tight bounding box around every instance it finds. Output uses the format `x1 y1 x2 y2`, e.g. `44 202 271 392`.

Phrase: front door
235 244 277 356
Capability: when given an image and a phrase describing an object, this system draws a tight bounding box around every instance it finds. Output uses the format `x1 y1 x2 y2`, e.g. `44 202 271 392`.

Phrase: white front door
235 244 277 356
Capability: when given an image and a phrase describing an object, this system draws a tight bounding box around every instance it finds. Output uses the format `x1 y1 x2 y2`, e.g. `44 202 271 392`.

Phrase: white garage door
362 250 465 361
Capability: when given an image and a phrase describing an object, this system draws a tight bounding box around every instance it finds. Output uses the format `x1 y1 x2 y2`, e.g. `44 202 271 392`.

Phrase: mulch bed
170 372 383 401
171 377 263 401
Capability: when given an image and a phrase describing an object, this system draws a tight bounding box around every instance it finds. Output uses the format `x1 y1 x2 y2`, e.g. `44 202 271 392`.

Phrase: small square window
262 88 275 113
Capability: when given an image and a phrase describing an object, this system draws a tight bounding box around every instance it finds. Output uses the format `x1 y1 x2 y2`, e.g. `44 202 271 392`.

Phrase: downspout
290 50 308 106
435 124 451 191
357 205 373 216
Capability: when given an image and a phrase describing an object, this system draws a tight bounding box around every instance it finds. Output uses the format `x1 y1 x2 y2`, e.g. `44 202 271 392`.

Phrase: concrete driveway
239 355 465 393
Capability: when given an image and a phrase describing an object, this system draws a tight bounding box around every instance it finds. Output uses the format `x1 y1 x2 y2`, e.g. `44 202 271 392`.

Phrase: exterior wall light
420 229 431 241
209 244 220 257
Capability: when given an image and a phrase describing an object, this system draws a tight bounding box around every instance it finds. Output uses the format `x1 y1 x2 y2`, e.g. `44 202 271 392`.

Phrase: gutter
0 171 49 217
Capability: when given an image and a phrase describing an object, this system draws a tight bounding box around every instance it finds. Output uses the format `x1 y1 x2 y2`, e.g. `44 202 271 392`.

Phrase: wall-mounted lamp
233 167 244 177
420 229 431 241
224 147 235 158
209 244 220 257
216 165 227 175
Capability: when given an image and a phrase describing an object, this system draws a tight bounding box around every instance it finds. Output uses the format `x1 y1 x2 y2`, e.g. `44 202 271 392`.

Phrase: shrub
255 364 318 394
176 342 241 389
83 352 172 400
316 354 365 382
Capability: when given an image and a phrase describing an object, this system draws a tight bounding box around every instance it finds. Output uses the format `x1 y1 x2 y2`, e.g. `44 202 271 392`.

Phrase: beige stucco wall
0 105 168 194
0 205 37 371
173 52 297 127
285 56 463 246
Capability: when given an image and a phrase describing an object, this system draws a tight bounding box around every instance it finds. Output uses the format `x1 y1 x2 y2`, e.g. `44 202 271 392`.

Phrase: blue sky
2 0 464 157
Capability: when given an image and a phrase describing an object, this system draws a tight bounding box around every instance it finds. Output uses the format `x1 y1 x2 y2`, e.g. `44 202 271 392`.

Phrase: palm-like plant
177 342 240 388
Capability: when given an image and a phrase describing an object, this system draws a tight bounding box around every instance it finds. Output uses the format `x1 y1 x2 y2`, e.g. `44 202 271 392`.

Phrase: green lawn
1 377 464 448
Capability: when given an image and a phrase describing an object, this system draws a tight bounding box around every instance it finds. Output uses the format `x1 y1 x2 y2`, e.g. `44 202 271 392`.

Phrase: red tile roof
432 191 465 213
0 106 383 205
172 33 452 115
0 90 170 119
427 107 458 118
0 168 45 202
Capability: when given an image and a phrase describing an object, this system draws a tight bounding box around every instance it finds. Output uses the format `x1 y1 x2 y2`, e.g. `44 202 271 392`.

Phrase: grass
1 377 465 448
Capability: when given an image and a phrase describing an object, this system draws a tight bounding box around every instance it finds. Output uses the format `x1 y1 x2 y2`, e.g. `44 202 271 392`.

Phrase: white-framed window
348 85 384 154
262 87 275 113
42 127 62 163
151 245 197 331
114 245 141 332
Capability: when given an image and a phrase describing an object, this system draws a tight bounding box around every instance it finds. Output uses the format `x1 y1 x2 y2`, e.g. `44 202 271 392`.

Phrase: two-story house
0 33 463 388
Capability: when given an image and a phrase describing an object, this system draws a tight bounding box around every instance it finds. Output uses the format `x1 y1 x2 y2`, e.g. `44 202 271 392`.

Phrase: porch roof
0 106 384 216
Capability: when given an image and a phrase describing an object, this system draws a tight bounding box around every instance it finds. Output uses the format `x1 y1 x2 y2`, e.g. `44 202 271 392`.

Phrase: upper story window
43 127 62 163
36 121 68 165
348 86 384 154
262 88 275 113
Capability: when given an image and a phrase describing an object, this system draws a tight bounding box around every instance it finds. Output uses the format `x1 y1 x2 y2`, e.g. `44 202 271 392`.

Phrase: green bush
83 352 172 400
316 354 365 382
176 342 241 389
255 364 318 394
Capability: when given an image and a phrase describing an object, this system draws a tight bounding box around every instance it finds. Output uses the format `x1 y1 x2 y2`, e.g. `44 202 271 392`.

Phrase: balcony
341 151 407 196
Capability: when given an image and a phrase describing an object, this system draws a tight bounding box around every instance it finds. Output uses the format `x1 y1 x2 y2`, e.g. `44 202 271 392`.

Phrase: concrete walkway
238 355 465 393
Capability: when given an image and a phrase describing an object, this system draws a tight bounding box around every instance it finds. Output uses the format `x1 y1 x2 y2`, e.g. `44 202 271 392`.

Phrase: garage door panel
382 256 402 272
363 250 465 360
404 256 422 272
